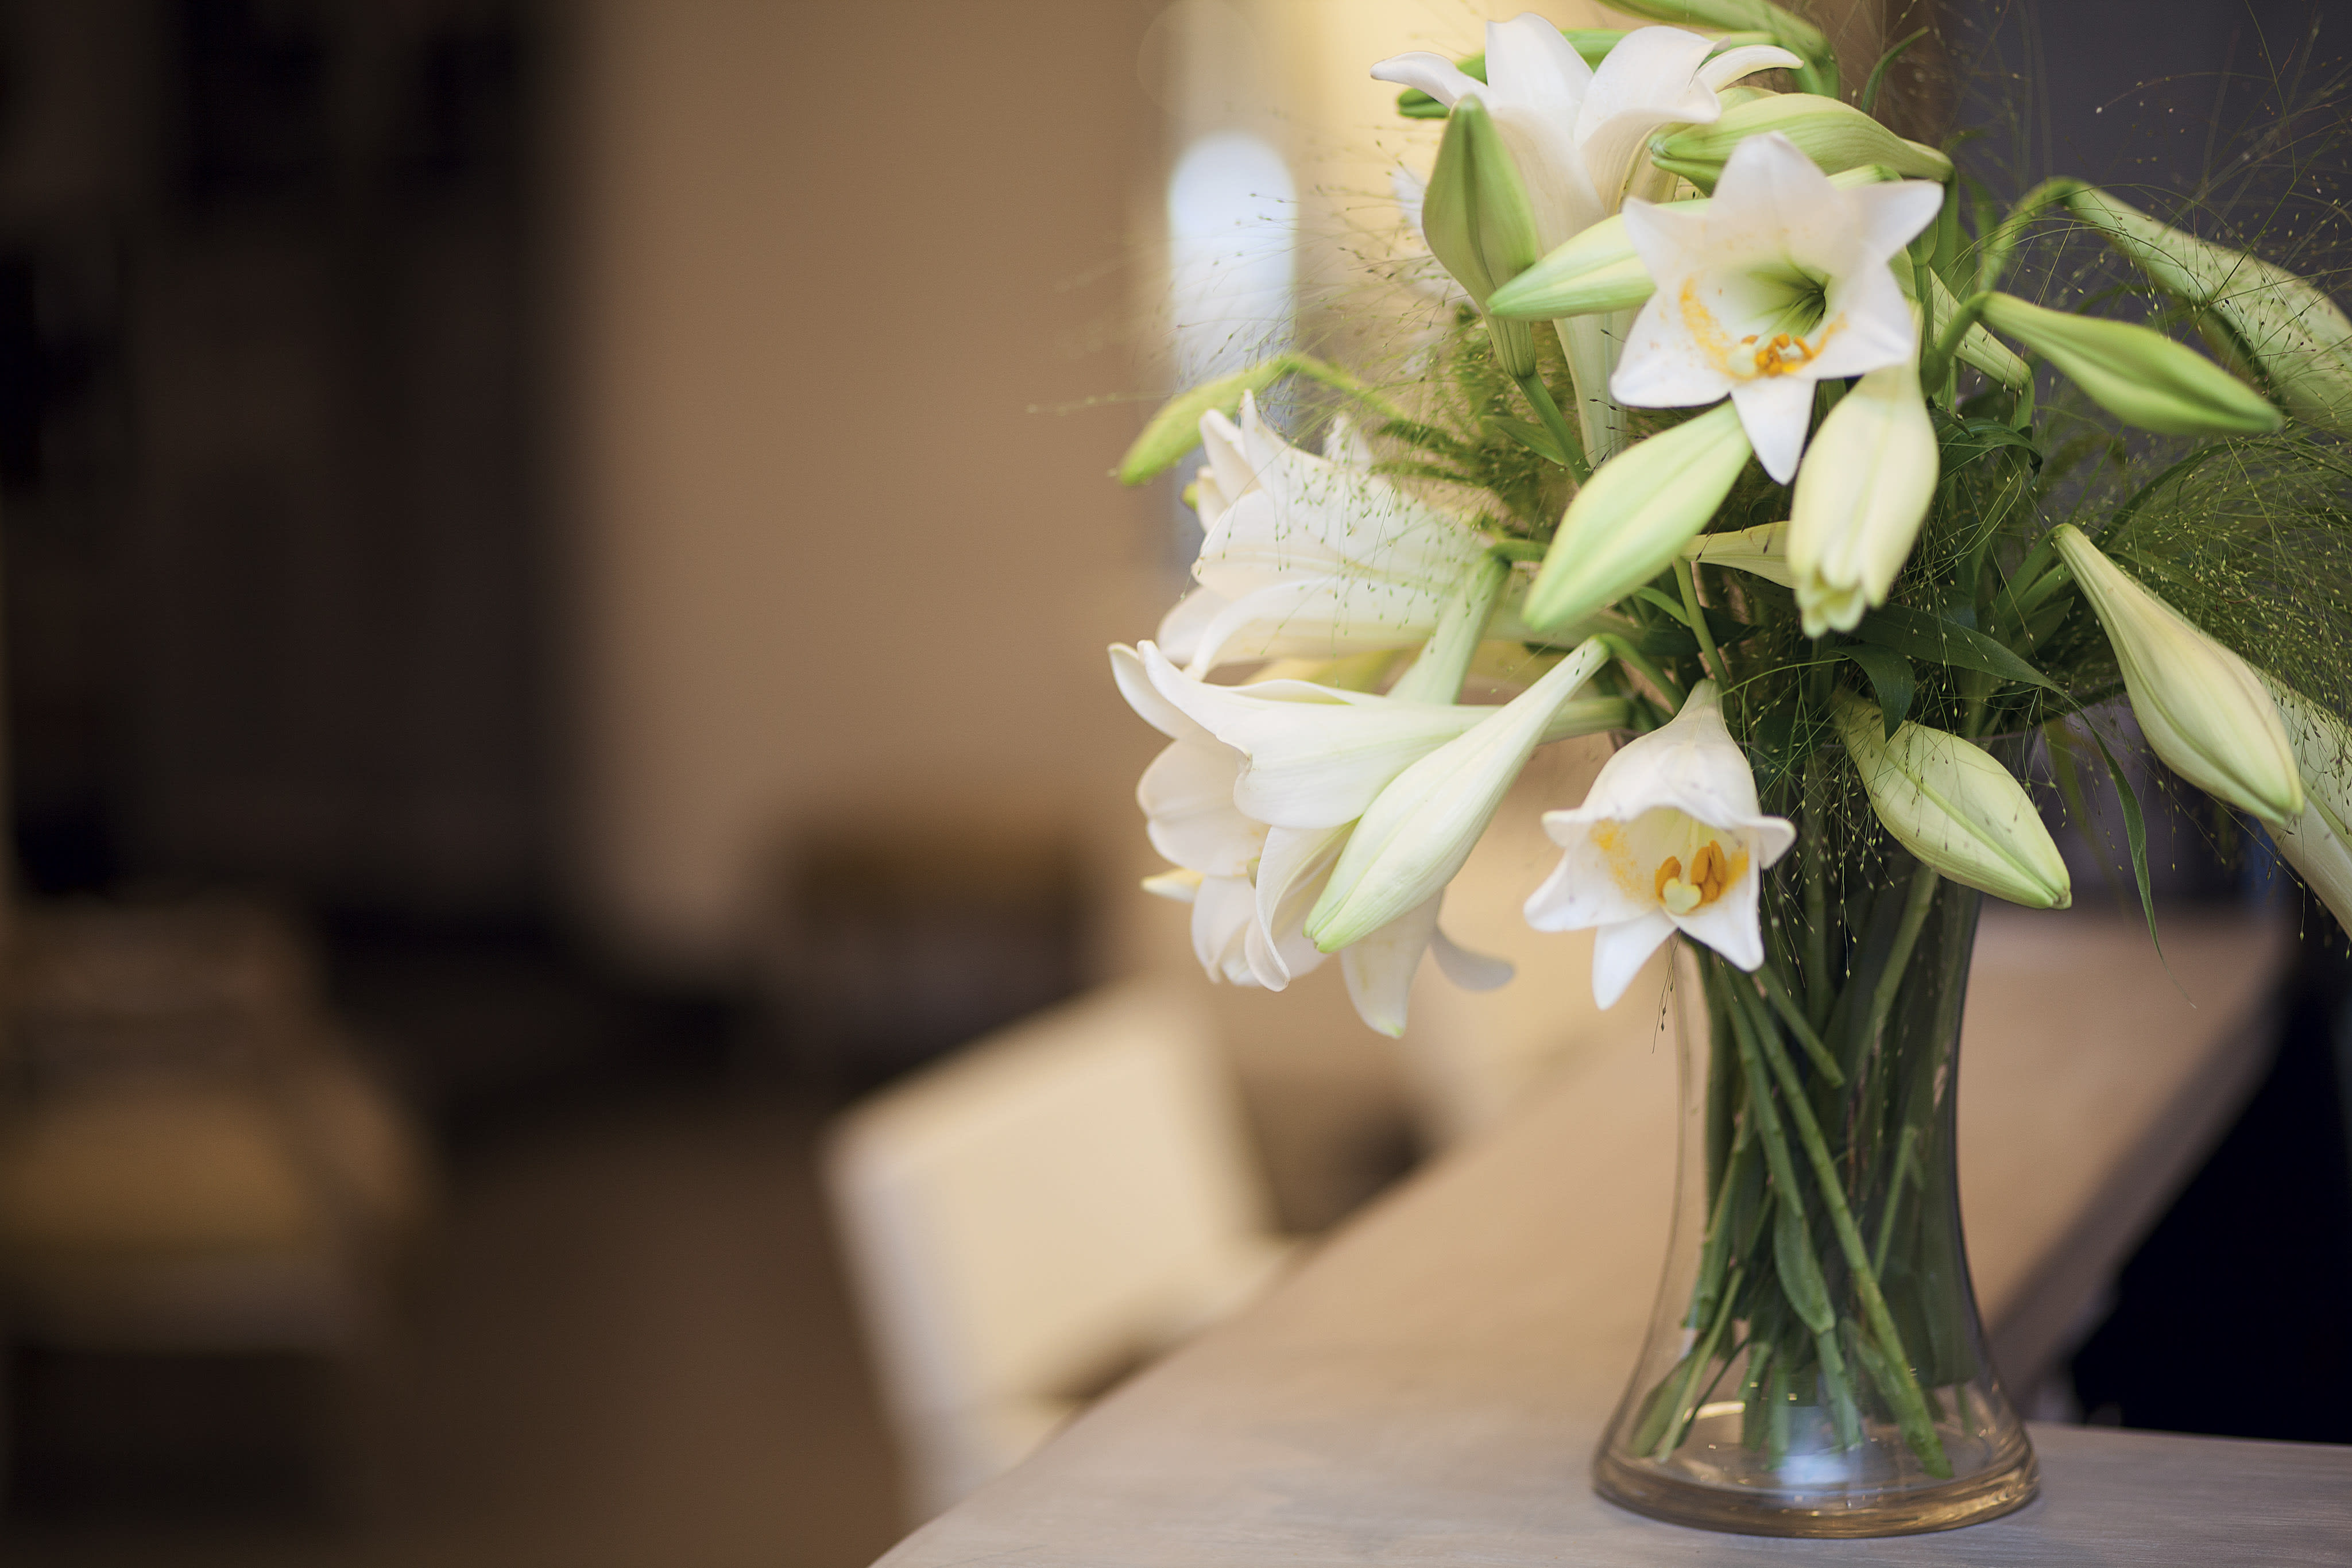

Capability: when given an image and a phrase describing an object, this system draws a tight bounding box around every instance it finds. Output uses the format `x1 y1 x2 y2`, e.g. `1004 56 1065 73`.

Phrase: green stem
1674 556 1730 690
1871 1123 1922 1280
1645 1264 1744 1458
1731 978 1953 1478
1755 965 1846 1087
1801 754 1832 1032
1859 866 1941 1062
1513 370 1592 483
1391 554 1510 703
1975 177 2088 296
1597 632 1686 710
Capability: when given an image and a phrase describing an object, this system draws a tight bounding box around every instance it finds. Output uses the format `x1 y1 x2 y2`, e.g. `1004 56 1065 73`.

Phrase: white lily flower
1174 394 1490 675
1375 19 1799 457
1525 680 1797 1008
1610 131 1944 482
1374 20 1800 253
1116 644 1528 1035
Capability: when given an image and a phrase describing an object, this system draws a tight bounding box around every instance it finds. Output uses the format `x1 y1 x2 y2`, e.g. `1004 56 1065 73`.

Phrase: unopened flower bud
1525 402 1754 630
1421 95 1543 377
2049 524 2302 823
1789 358 1937 636
1831 692 2071 908
1979 293 2282 436
1651 95 1950 189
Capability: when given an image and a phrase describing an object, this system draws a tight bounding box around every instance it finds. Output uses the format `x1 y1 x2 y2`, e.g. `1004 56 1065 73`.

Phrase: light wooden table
876 910 2352 1565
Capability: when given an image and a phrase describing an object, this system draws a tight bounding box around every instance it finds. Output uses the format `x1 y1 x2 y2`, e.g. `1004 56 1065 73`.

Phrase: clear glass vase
1592 843 2038 1536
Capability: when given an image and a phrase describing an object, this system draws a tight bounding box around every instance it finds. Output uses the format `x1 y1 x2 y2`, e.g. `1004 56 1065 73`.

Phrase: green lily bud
1491 166 1899 322
1524 402 1753 631
1651 96 1951 191
1979 293 2282 436
1789 357 1937 637
1305 638 1611 951
1422 95 1543 377
2258 675 2352 934
2064 188 2352 436
2049 524 2303 823
1116 358 1293 486
1831 691 2072 909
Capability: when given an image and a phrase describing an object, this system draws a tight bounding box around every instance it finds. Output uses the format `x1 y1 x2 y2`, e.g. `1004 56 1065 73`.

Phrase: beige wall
567 0 1168 968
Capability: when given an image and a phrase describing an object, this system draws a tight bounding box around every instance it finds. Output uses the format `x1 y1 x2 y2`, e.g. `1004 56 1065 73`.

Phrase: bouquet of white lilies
1107 0 2352 1525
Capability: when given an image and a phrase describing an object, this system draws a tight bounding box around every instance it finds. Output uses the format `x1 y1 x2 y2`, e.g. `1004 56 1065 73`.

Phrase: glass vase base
1594 1434 2040 1538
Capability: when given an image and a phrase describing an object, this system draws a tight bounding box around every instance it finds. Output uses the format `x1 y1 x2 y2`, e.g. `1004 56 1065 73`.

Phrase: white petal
1707 129 1842 238
1673 857 1768 970
1609 292 1735 406
1483 14 1593 115
1370 50 1482 110
1805 265 1921 381
1322 415 1376 470
1155 589 1227 668
1192 875 1258 981
1339 895 1445 1037
1848 180 1947 265
1694 44 1804 91
1112 644 1210 744
1432 922 1515 990
1728 374 1817 482
1199 407 1257 512
1523 813 1657 930
1139 740 1261 877
1573 26 1719 207
1591 913 1677 1009
1248 824 1347 989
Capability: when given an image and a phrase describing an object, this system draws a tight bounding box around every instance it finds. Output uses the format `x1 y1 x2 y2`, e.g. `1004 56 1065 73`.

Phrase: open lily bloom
1525 681 1795 1008
1115 643 1514 1033
1374 19 1799 250
1163 394 1488 675
1611 131 1943 482
1375 19 1799 456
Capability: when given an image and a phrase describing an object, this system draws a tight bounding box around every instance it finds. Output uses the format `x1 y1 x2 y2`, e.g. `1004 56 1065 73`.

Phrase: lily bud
1651 96 1951 190
1979 293 2283 436
1422 95 1544 377
1831 691 2072 909
1788 357 1937 636
1305 639 1610 951
2259 675 2352 932
2064 188 2352 436
1525 402 1754 630
2049 524 2303 823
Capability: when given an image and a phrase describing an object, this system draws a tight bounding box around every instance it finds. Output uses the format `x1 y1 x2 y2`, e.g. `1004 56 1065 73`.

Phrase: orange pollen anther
1654 856 1684 901
1751 331 1819 378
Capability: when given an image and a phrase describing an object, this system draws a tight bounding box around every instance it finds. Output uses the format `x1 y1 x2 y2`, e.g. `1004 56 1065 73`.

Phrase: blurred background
0 1 2334 1565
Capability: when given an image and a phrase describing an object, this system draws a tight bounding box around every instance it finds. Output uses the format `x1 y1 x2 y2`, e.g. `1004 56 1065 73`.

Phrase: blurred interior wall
563 0 1167 973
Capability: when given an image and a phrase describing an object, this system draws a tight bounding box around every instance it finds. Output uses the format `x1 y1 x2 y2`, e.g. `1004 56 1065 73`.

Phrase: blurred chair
0 900 431 1507
823 980 1291 1520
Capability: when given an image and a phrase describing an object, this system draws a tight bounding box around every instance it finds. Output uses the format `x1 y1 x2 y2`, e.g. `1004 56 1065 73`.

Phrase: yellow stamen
1654 855 1683 902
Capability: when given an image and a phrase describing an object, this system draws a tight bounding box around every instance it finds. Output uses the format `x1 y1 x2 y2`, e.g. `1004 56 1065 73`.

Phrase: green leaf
1772 1193 1834 1334
1489 413 1569 465
1855 603 2060 691
2088 727 2164 958
1839 645 1916 737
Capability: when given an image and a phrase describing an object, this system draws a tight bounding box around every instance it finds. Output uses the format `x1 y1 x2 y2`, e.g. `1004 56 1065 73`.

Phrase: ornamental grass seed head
2049 524 2303 823
1830 691 2071 909
2065 188 2352 437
